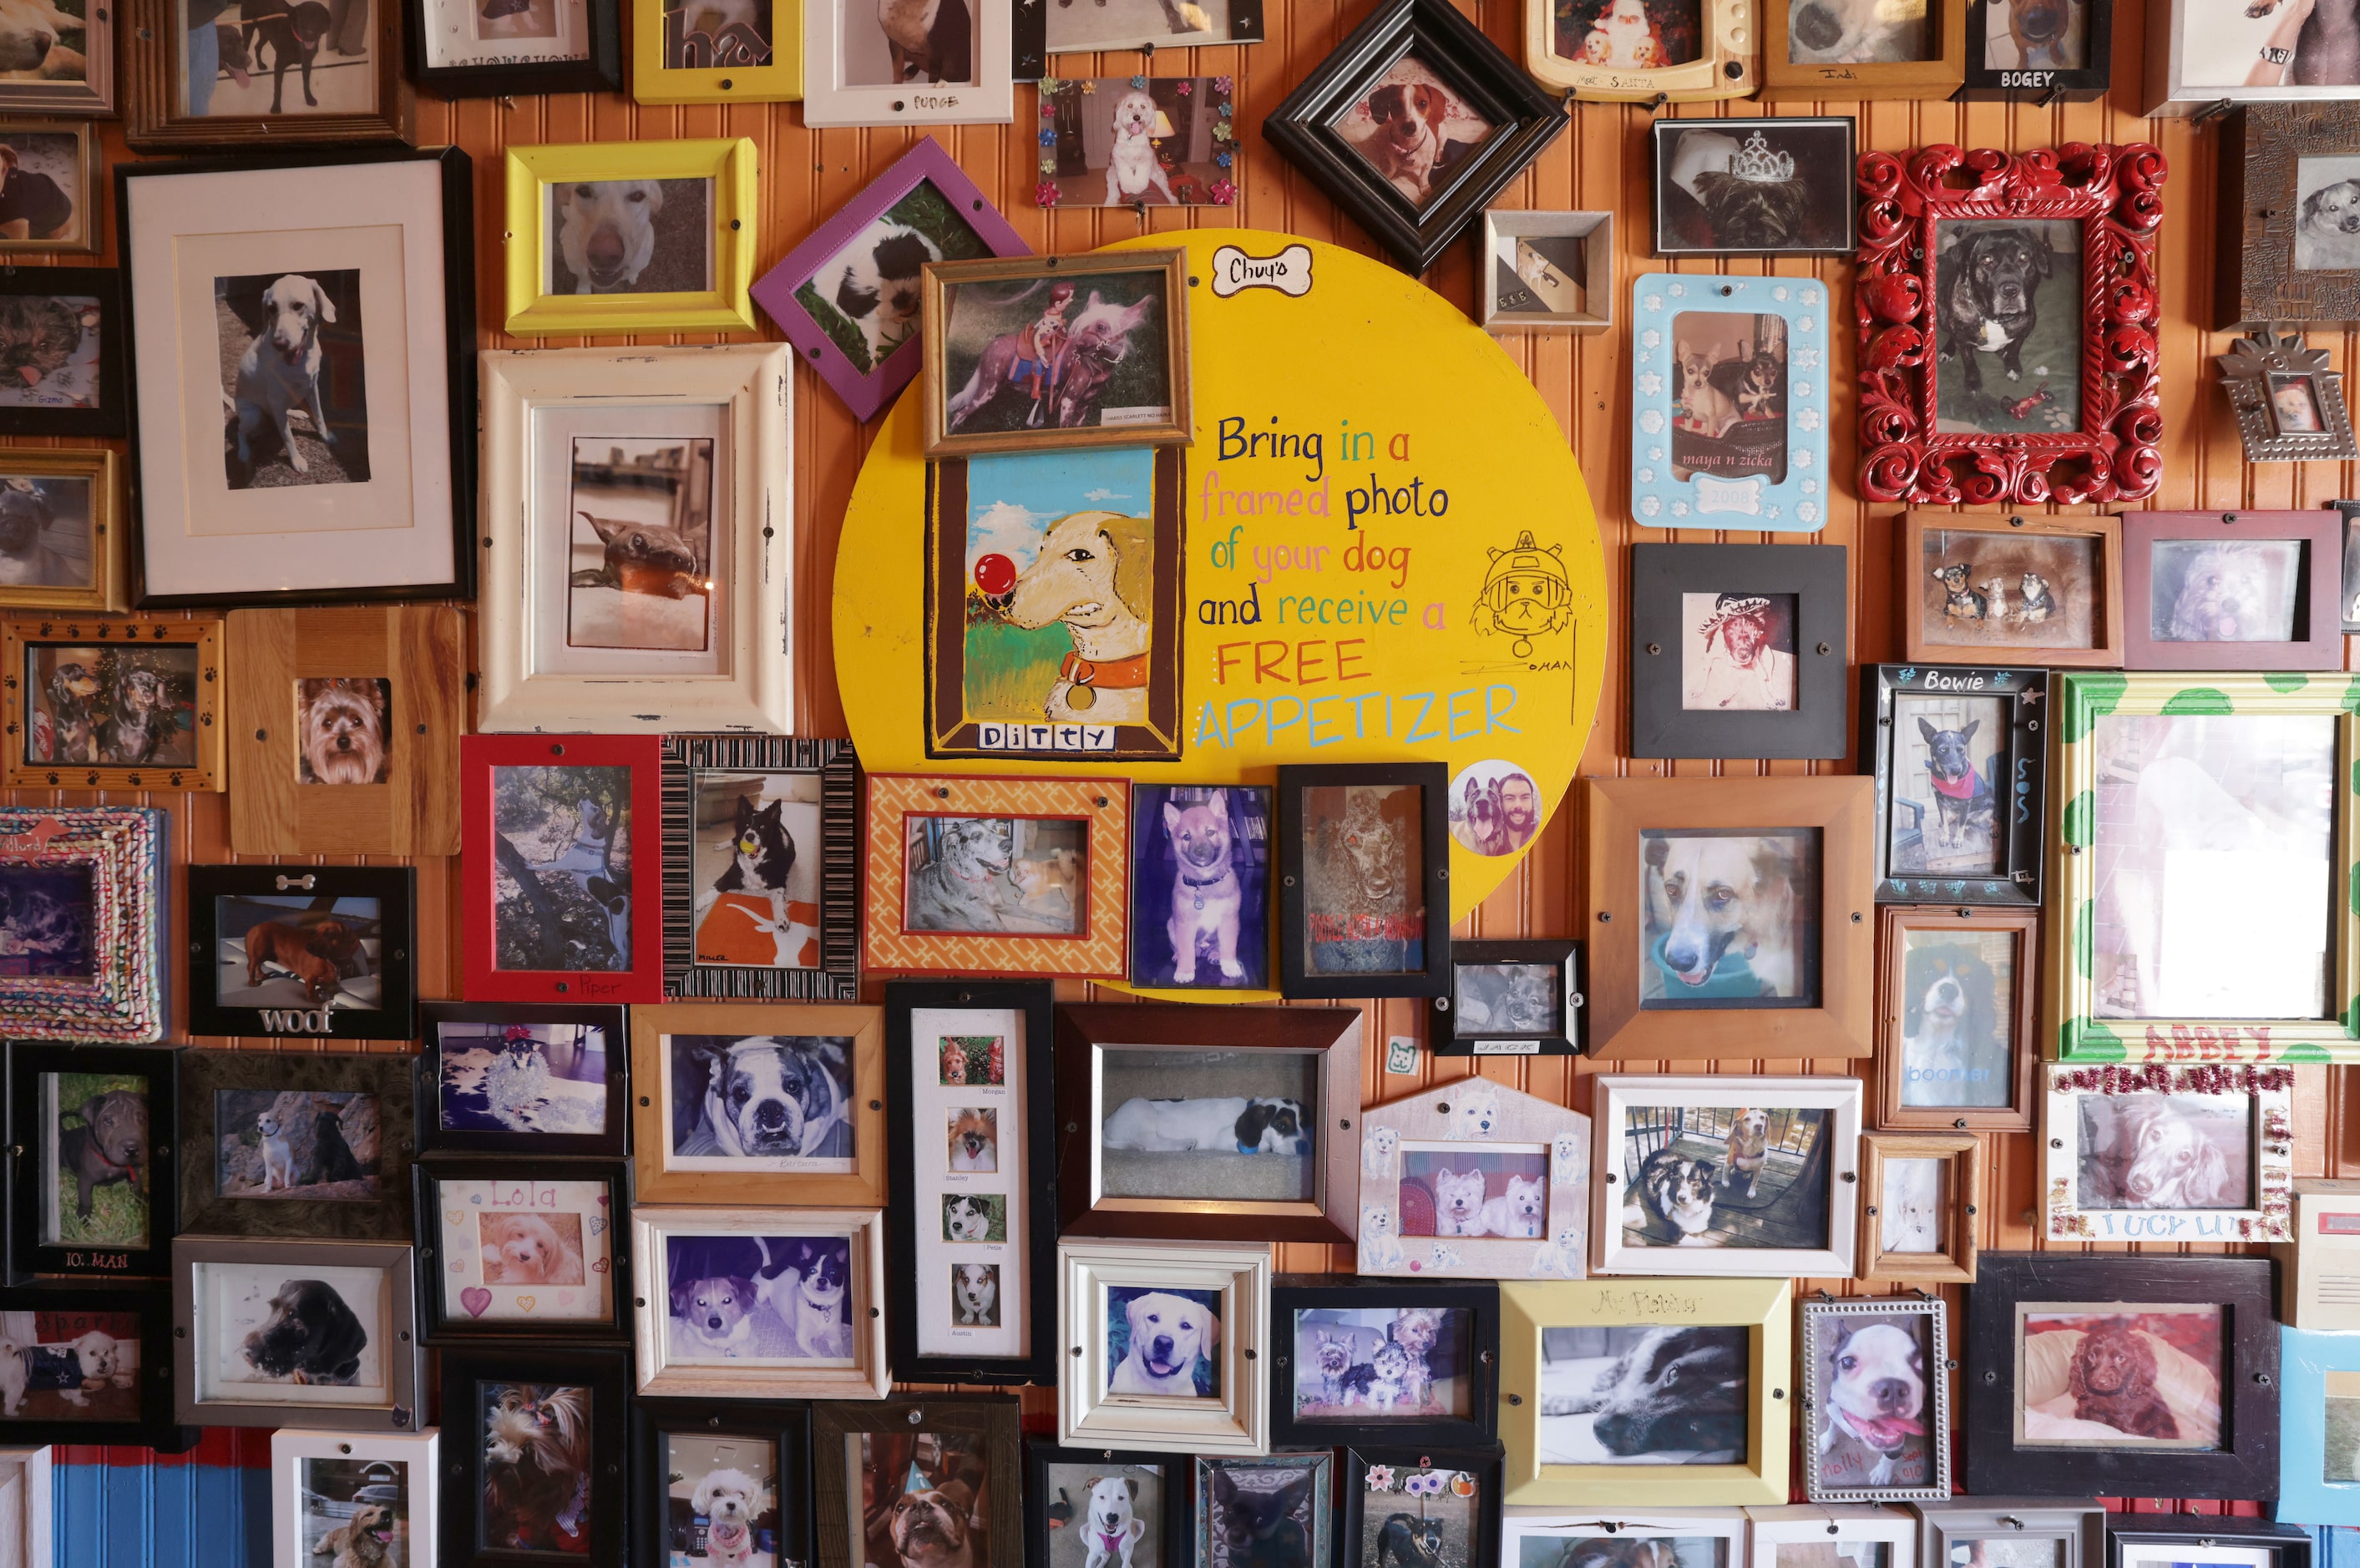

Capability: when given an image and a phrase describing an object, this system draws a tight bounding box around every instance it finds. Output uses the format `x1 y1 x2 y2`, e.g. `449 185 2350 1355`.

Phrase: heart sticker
558 1291 577 1308
445 1211 465 1226
587 1217 607 1237
517 1296 537 1313
595 1194 609 1206
468 1193 483 1205
461 1287 493 1318
592 1257 610 1274
450 1261 464 1274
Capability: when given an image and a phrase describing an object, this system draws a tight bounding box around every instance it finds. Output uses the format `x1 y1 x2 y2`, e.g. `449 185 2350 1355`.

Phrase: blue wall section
51 1439 268 1568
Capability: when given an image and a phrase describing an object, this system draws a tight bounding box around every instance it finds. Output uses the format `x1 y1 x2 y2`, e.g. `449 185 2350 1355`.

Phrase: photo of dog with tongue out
1106 1285 1221 1399
1638 828 1819 1006
1805 1308 1941 1495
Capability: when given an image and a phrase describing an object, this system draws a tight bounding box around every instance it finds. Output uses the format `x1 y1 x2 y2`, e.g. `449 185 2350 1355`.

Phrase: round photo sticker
1448 760 1542 857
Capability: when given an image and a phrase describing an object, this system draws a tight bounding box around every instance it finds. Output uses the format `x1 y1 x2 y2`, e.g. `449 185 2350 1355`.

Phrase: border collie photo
1537 1324 1750 1464
1129 784 1269 989
665 1232 853 1363
790 179 991 377
214 1087 380 1201
666 1032 855 1163
213 892 383 1011
433 1017 610 1136
217 270 368 490
0 1308 139 1422
489 762 635 974
690 768 823 970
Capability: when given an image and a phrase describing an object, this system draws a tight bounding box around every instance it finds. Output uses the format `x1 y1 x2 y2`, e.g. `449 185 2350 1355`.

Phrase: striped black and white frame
660 734 860 999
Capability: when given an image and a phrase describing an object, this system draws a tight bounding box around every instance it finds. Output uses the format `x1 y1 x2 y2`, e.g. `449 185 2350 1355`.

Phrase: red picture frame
461 733 665 1004
2122 510 2346 671
1855 143 2167 508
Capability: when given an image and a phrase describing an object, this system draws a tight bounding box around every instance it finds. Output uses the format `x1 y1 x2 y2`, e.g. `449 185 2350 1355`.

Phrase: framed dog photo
270 1429 438 1568
1965 1252 2280 1499
185 863 418 1040
1747 1502 1919 1568
1502 1510 1747 1568
409 0 619 94
2217 329 2360 461
3 1040 176 1285
1958 0 2110 98
1127 784 1270 992
0 1285 191 1449
0 121 96 252
2281 1328 2360 1522
1480 210 1612 333
1197 1454 1332 1568
123 0 412 145
172 1234 423 1431
1270 1275 1499 1449
1628 543 1848 758
1524 0 1755 99
1342 1448 1501 1568
0 0 115 117
1277 761 1450 1000
632 1204 889 1400
633 1398 813 1568
813 1396 1023 1568
1060 1238 1271 1454
1036 77 1236 210
1592 1075 1862 1278
799 0 1012 129
1907 1501 2105 1568
0 805 166 1045
1760 0 1966 99
1497 1276 1791 1505
176 1048 415 1242
1355 1078 1588 1282
629 999 886 1208
1652 118 1855 258
1863 662 2047 906
0 615 222 792
416 1002 625 1159
1431 938 1581 1056
1041 0 1259 50
1899 511 2124 666
2041 1063 2295 1244
0 264 119 437
1799 1295 1950 1501
438 1347 628 1567
1024 1439 1191 1568
1876 908 2036 1133
413 1157 630 1347
0 448 123 612
631 0 786 102
500 139 757 336
2109 1519 2310 1568
2218 104 2360 327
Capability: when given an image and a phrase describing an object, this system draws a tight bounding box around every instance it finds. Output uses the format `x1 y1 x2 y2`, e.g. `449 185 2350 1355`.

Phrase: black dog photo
23 642 197 770
216 270 369 490
209 1266 382 1391
1536 1323 1751 1464
1654 119 1853 255
1933 219 2080 436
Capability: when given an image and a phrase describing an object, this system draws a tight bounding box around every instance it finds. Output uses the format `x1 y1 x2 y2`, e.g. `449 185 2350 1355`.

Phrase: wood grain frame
630 1205 889 1399
0 615 222 791
1355 1078 1587 1279
3 1040 178 1285
633 1399 813 1568
2123 510 2343 669
1760 0 1965 100
226 605 461 854
124 0 413 146
1875 906 2038 1133
411 1155 631 1347
1859 1130 1980 1282
0 8 114 114
0 448 123 613
2219 104 2360 327
175 1047 416 1240
2040 1062 2295 1244
1906 1500 2104 1568
1800 1294 1953 1499
1269 1274 1500 1448
1958 0 2111 99
438 1346 627 1567
814 1397 1023 1568
1524 0 1754 99
1584 776 1875 1060
1056 1237 1271 1454
2216 330 2360 461
0 119 98 252
1898 511 2125 666
1863 664 2047 906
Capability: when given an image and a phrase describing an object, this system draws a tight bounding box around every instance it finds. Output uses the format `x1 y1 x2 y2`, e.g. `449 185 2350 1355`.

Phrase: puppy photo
1536 1324 1750 1464
951 1262 999 1326
2073 1091 2252 1211
1107 1286 1220 1397
669 1033 853 1163
1812 1314 1930 1487
947 1107 998 1172
294 676 390 785
2018 1308 2221 1447
1035 77 1234 209
548 177 712 296
480 1211 588 1286
2297 156 2360 271
692 1464 775 1567
1131 785 1269 989
44 1070 149 1247
1655 119 1855 256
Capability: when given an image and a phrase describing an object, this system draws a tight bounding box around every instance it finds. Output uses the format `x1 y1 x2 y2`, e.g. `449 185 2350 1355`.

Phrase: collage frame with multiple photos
1057 1237 1271 1454
0 1281 192 1449
1354 1077 1588 1282
185 862 419 1041
171 1232 423 1431
1898 511 2125 668
3 1039 178 1284
0 615 223 792
500 139 759 336
409 1154 633 1347
176 1047 417 1241
2040 1063 2294 1244
413 999 628 1159
1800 1294 1953 1502
1629 542 1849 760
1276 761 1451 1002
438 1343 629 1568
812 1395 1024 1568
1859 1130 1980 1284
1269 1273 1500 1449
1431 938 1582 1056
1862 662 2047 907
630 1396 815 1568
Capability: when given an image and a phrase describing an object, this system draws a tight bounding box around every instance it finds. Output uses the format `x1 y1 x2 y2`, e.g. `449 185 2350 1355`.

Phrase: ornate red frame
1856 143 2167 506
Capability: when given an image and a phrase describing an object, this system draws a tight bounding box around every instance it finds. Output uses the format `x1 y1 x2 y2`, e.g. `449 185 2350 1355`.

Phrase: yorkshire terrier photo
296 677 390 785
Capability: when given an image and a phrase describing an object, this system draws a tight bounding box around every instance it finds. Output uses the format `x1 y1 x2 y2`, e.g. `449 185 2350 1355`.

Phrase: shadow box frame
1023 1438 1193 1568
632 1398 814 1568
1277 761 1451 1001
1800 1294 1953 1501
410 1155 632 1348
0 265 123 439
2048 670 2360 1063
1962 1251 2279 1498
1898 511 2125 667
1056 1237 1271 1455
270 1428 438 1568
1650 118 1857 260
172 1233 423 1432
0 119 98 255
1629 543 1849 759
438 1345 628 1568
1760 0 1966 102
1355 1077 1588 1282
1957 0 2112 99
408 0 621 96
176 1047 416 1241
1344 1447 1503 1568
813 1396 1024 1568
1264 0 1567 275
4 1039 179 1285
1859 1130 1980 1283
886 979 1056 1387
2278 1328 2360 1524
2145 0 2360 116
628 0 789 104
1863 663 2047 907
0 615 222 792
1431 938 1583 1056
629 999 886 1208
0 1281 194 1449
1854 142 2165 509
1498 1276 1792 1505
1481 210 1613 333
0 805 165 1045
2123 510 2343 670
1907 1500 2107 1568
500 139 758 336
2219 104 2360 328
185 862 418 1042
0 448 124 614
1269 1273 1500 1449
460 732 666 1006
0 4 114 116
124 0 413 148
2040 1062 2295 1245
1749 1504 1919 1565
1584 776 1876 1061
2111 1517 2311 1568
1053 1001 1361 1245
1524 0 1754 99
413 999 627 1159
2219 330 2360 462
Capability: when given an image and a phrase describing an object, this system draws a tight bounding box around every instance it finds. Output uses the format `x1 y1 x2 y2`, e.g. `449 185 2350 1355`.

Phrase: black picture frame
1262 0 1567 275
0 265 127 438
412 1156 631 1347
1956 0 2112 99
439 1344 631 1568
5 1042 178 1286
0 1282 197 1450
405 0 622 97
1962 1252 2279 1499
1337 1446 1502 1568
1277 761 1451 1001
185 862 418 1041
2335 498 2360 634
1270 1275 1500 1449
884 979 1057 1386
1861 662 2047 907
632 1396 814 1568
413 999 630 1158
1430 940 1581 1056
1629 543 1849 760
2105 1516 2309 1568
1650 116 1858 258
813 1395 1025 1568
1024 1438 1193 1568
176 1048 416 1240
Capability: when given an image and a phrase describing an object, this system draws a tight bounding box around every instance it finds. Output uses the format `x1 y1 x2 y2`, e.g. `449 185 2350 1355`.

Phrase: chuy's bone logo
1212 243 1313 299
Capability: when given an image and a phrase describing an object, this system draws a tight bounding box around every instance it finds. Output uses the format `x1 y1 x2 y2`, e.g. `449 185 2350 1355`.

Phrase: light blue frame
2282 1327 2360 1525
1630 271 1830 532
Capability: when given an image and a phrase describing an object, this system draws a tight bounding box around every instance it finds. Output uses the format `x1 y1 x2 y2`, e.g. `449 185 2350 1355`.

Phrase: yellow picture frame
0 448 124 613
630 0 803 104
502 139 759 336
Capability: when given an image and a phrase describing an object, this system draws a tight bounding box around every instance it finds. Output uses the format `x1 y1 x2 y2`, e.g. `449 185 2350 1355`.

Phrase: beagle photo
1343 61 1491 209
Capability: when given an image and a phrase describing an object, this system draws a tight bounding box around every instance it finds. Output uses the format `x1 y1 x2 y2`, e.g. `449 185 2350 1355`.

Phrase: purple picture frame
751 137 1030 422
2122 510 2344 671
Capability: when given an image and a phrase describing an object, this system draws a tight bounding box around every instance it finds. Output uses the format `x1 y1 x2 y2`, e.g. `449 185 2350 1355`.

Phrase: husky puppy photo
1129 784 1269 989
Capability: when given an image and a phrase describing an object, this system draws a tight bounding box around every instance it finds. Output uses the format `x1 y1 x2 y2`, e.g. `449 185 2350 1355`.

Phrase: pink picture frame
2122 510 2344 671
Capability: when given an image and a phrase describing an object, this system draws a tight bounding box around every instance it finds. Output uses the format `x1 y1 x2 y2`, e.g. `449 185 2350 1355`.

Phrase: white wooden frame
1057 1238 1270 1455
2146 0 2360 115
271 1429 439 1568
2039 1064 2295 1243
477 345 793 734
1479 211 1613 335
0 1447 49 1568
630 1206 889 1400
2277 1178 2360 1330
1745 1505 1918 1568
799 0 1012 127
1591 1075 1861 1278
1356 1078 1591 1281
1504 1508 1749 1568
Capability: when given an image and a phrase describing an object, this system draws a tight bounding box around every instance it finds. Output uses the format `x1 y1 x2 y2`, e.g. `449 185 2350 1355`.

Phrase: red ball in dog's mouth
974 552 1015 596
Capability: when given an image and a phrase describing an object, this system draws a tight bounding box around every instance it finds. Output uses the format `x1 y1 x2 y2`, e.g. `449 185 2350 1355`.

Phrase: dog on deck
1163 789 1245 984
237 0 332 113
990 509 1156 725
1108 1290 1217 1395
947 1107 997 1172
298 678 387 785
1722 1109 1771 1200
1638 1146 1717 1244
1102 1096 1310 1155
691 1469 772 1568
828 222 941 367
1818 1319 1927 1485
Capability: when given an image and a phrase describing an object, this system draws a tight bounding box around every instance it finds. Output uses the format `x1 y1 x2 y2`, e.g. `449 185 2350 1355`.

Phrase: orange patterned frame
863 773 1130 978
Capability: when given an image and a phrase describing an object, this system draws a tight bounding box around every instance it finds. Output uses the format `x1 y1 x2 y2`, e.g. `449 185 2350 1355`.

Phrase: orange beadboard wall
16 0 2357 1485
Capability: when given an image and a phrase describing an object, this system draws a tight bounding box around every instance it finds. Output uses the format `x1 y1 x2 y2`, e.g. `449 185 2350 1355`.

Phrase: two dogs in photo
1633 1109 1774 1245
668 1235 850 1361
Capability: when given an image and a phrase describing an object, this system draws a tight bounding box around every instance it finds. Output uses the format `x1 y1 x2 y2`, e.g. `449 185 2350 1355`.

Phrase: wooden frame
630 0 796 103
629 999 886 1208
0 264 121 438
0 1283 192 1449
886 979 1056 1385
863 773 1132 979
1269 1274 1500 1448
1800 1295 1952 1500
1584 777 1875 1060
1651 118 1856 259
173 1234 423 1431
412 1156 631 1347
813 1396 1022 1568
1855 143 2166 508
1481 211 1613 333
1905 1500 2105 1568
2218 330 2360 460
185 862 418 1041
0 6 114 115
1761 0 1966 99
414 1000 625 1158
1899 510 2125 666
1342 1447 1502 1568
438 1345 629 1568
1264 0 1567 275
1864 665 2046 906
919 250 1192 457
2219 105 2360 327
1859 1131 1980 1282
2111 1517 2309 1568
0 120 98 253
4 1040 178 1284
124 0 413 146
0 615 222 791
1058 1237 1271 1454
1525 0 1755 99
2049 670 2360 1062
631 1204 889 1399
2041 1062 2295 1243
500 139 757 336
2279 1328 2360 1523
408 0 620 95
1355 1078 1588 1280
1747 1504 1918 1567
1876 906 2038 1132
1962 1252 2279 1498
0 805 165 1044
1277 761 1451 1001
1958 0 2111 99
176 1048 416 1241
2278 1178 2360 1329
1431 938 1583 1056
1024 1439 1192 1568
226 605 459 853
632 1399 813 1568
461 732 666 1005
800 0 1013 127
0 448 123 613
271 1428 439 1568
2145 0 2360 116
1628 544 1849 759
1498 1276 1791 1505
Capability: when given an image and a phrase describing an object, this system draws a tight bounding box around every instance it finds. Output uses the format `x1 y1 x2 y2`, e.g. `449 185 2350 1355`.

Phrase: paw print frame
1354 1078 1590 1282
1629 271 1830 533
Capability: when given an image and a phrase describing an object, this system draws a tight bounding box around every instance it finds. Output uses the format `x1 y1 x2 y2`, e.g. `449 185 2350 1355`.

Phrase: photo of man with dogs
1932 218 2080 437
182 0 377 119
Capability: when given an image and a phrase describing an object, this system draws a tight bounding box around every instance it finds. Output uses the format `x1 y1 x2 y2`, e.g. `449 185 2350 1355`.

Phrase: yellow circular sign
833 227 1607 928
